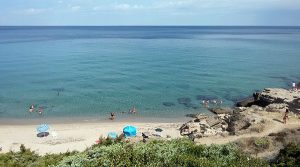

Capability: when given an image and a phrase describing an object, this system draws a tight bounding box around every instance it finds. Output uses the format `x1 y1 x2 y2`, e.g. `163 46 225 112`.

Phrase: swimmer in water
29 104 34 113
110 112 115 120
38 107 43 114
130 106 136 114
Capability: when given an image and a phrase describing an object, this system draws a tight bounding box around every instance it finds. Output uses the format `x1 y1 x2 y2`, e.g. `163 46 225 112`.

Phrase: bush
0 145 77 167
54 139 268 167
271 143 300 167
0 139 270 167
254 138 270 150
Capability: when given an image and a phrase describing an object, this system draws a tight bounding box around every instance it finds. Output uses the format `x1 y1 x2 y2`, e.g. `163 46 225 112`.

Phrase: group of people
201 99 223 108
28 104 43 115
110 106 136 120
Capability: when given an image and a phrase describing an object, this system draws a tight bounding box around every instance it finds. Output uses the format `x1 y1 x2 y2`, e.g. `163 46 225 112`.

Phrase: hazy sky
1 0 300 25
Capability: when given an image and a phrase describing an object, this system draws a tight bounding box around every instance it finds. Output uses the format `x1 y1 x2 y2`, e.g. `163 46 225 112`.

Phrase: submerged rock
177 97 191 105
196 95 218 101
183 103 198 109
162 102 175 107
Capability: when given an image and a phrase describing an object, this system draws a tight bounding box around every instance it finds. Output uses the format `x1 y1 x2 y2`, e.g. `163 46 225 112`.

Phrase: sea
0 26 300 121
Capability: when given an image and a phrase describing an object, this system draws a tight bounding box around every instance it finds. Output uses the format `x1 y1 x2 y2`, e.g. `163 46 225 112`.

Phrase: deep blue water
0 26 300 119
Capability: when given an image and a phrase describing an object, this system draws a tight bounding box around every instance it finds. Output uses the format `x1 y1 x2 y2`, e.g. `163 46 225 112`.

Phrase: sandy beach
0 110 299 155
0 121 183 155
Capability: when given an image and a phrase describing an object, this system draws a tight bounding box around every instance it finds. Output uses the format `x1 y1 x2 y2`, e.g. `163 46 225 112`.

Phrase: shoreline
0 114 192 125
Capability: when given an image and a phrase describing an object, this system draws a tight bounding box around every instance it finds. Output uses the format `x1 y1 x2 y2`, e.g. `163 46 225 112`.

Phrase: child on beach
283 109 289 124
29 104 34 112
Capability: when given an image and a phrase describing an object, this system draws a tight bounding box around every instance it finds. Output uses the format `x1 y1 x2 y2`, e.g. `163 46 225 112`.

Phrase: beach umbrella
37 132 49 138
123 125 137 138
36 124 49 133
108 132 117 139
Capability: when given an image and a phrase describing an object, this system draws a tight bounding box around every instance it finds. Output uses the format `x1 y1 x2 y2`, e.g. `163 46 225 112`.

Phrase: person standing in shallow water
29 104 34 113
283 109 289 124
130 106 136 114
110 112 115 120
38 107 43 115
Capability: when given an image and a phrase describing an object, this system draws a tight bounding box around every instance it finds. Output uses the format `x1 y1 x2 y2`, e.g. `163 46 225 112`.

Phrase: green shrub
0 139 270 167
254 137 270 151
271 143 300 167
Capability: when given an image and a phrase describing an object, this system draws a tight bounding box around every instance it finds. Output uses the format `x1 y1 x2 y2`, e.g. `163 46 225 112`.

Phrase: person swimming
29 104 34 112
110 112 115 120
130 106 136 114
38 107 43 114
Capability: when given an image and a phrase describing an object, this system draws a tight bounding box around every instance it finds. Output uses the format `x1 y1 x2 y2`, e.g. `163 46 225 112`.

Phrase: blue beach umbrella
108 132 117 139
36 124 49 133
123 125 137 138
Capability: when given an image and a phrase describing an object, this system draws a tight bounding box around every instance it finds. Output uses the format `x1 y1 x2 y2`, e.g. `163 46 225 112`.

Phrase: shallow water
0 26 299 119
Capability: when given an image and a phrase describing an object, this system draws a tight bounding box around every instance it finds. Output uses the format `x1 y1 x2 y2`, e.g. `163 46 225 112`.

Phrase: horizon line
0 25 300 27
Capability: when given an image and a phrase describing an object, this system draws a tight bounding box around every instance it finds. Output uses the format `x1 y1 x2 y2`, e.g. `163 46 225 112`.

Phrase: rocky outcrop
260 88 300 103
236 88 300 113
208 107 232 114
259 88 300 113
179 114 227 138
180 106 269 139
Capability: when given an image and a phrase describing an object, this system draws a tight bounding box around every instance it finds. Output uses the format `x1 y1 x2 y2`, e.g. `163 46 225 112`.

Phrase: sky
0 0 300 26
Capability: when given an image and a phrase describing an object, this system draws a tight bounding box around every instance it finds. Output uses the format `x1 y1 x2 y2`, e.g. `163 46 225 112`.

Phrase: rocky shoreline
180 87 300 140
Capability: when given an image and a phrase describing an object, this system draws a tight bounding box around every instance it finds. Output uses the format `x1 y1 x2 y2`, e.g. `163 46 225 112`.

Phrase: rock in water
236 97 255 107
183 103 198 109
162 102 175 107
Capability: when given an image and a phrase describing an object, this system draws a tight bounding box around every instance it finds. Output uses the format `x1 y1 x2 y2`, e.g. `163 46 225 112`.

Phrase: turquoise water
0 26 300 119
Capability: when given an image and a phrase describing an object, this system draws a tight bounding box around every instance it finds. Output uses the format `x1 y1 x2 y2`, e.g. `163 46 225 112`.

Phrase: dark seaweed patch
162 102 175 107
177 97 191 105
183 103 198 109
196 95 218 101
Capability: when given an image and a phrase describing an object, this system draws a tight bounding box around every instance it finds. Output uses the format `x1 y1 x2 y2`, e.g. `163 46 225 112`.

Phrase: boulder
209 108 232 114
249 105 264 111
289 98 300 114
203 129 217 137
236 97 255 107
179 122 200 135
225 111 251 134
265 103 287 112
